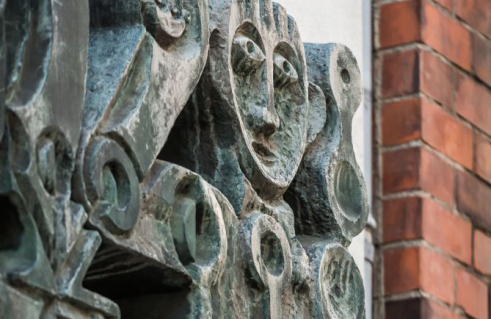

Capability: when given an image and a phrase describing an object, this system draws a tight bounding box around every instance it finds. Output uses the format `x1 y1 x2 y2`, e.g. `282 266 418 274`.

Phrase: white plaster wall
274 0 373 316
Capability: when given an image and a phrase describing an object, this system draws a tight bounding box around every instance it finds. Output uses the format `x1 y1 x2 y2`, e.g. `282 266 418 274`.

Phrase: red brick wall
373 0 491 318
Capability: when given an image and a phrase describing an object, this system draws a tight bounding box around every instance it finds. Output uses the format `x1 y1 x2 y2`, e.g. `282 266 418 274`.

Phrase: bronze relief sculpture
0 0 368 318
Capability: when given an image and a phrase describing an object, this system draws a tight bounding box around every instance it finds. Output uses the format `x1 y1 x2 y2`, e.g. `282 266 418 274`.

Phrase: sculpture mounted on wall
0 0 369 318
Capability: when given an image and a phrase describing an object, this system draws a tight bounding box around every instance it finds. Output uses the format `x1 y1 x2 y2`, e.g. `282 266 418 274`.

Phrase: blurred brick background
373 0 491 318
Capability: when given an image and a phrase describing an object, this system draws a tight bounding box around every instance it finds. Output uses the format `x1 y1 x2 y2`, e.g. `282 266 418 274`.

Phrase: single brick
457 170 491 232
457 268 489 319
383 147 421 194
384 247 420 295
420 50 455 109
455 75 491 136
471 33 491 87
421 100 473 169
474 230 491 277
382 98 422 146
475 133 491 184
419 147 454 205
379 0 421 48
381 49 420 99
383 197 423 243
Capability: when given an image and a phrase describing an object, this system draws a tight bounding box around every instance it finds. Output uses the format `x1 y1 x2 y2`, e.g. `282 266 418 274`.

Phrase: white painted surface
274 0 373 317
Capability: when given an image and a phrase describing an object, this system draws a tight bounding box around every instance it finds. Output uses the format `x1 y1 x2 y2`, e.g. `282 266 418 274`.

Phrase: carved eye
232 36 266 75
273 53 298 89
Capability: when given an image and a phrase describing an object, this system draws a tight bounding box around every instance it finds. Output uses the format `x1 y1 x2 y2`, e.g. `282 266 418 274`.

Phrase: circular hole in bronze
247 41 255 54
102 162 131 211
283 61 290 73
260 230 284 276
341 68 350 84
334 161 362 220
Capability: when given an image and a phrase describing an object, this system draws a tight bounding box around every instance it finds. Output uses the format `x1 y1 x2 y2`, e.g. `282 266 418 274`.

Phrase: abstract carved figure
0 0 369 318
286 43 369 244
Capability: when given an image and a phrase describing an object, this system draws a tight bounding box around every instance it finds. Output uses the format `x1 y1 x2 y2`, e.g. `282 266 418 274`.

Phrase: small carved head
211 0 309 197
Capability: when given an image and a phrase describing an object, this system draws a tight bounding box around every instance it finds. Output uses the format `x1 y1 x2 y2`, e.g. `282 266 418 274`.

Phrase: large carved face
210 0 309 194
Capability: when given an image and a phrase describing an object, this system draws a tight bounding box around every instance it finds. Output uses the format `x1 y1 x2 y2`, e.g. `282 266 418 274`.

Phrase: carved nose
260 109 280 138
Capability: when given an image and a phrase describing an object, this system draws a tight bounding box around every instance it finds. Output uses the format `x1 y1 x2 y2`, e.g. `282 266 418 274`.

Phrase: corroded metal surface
0 0 368 318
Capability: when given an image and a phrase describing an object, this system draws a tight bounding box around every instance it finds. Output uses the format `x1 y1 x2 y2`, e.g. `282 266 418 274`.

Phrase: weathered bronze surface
0 0 368 318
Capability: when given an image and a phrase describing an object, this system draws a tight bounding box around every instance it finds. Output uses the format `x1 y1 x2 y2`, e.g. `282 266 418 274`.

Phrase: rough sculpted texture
0 0 368 318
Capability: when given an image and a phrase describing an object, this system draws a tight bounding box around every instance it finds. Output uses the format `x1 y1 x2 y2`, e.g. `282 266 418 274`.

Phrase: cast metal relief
0 0 368 318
